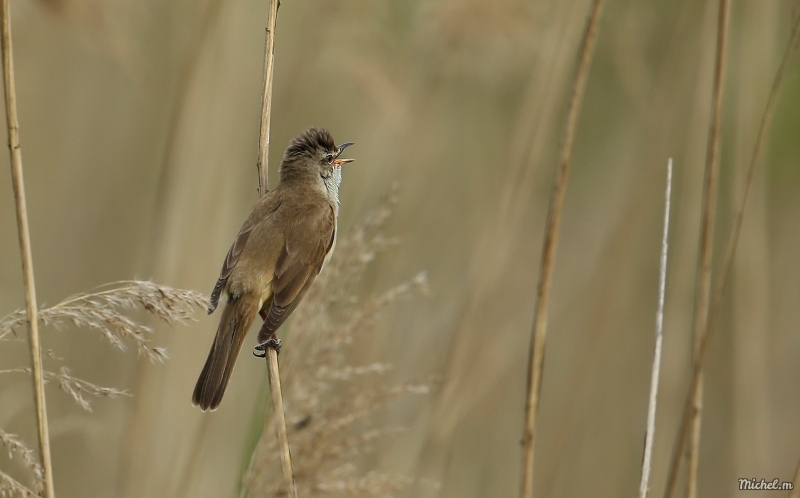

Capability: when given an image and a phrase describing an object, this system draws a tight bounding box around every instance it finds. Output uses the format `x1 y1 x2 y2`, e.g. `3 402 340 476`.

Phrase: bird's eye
324 153 334 163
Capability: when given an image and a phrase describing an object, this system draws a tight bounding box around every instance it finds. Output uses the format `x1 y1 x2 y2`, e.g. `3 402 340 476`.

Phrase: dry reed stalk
662 5 800 498
704 4 800 381
256 0 280 196
254 0 297 496
1 0 56 495
685 3 729 497
519 1 605 497
638 159 673 498
266 350 297 497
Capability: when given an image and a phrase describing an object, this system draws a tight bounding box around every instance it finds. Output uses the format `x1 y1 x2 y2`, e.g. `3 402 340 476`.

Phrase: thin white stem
639 159 673 498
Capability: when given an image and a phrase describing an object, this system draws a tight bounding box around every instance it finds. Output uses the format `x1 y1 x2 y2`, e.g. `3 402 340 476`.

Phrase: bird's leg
253 304 277 357
253 336 282 357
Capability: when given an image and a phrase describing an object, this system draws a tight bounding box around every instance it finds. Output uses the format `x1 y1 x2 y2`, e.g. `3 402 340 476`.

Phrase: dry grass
0 470 36 498
0 281 207 496
0 281 208 362
239 191 431 498
0 367 129 412
0 430 44 497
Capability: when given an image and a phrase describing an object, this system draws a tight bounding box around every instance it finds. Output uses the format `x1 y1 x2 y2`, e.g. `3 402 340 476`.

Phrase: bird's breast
322 221 337 271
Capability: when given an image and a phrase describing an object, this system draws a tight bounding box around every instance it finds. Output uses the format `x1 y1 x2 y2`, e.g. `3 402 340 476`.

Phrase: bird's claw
253 338 282 358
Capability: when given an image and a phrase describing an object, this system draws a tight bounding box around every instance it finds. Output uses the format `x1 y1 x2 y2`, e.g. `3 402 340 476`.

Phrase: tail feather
192 293 259 411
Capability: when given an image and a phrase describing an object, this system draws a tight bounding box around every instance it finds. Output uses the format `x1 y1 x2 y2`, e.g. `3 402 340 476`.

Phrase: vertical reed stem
256 0 279 196
663 5 800 498
519 1 604 497
1 0 55 496
687 3 728 497
704 0 800 374
267 349 297 497
255 1 297 497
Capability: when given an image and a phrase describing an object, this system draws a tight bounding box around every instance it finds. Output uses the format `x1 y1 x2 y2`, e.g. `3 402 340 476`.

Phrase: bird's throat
323 167 342 214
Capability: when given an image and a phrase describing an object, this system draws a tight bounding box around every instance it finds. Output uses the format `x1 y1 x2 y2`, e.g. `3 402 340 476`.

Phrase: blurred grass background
1 0 799 496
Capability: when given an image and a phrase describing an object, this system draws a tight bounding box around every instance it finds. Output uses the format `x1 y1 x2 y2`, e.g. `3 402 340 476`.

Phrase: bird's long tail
192 292 259 411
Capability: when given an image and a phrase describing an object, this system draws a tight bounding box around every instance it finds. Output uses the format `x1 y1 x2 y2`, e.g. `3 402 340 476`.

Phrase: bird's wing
257 203 335 343
208 193 282 314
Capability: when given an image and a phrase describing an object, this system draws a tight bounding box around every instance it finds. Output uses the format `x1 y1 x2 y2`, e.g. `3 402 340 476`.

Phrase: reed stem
255 1 297 497
1 0 56 495
519 1 605 496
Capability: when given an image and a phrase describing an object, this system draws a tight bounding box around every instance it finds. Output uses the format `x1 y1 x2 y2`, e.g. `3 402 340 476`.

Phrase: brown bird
192 127 354 411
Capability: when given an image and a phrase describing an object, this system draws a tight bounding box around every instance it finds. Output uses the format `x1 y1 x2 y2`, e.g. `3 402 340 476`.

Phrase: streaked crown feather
285 127 336 159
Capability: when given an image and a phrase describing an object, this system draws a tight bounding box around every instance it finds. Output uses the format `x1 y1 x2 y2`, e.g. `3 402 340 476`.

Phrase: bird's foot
253 338 282 358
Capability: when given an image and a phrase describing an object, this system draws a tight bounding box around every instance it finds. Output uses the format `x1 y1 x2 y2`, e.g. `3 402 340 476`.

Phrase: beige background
1 0 799 496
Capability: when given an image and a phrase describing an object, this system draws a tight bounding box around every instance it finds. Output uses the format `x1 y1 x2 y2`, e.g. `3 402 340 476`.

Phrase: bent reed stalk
519 1 605 497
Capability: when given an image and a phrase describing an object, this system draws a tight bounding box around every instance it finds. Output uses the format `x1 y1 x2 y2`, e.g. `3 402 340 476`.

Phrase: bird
192 127 354 411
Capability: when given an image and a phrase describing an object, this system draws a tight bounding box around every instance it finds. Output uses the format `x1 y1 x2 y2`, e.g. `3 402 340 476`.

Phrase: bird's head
281 127 354 181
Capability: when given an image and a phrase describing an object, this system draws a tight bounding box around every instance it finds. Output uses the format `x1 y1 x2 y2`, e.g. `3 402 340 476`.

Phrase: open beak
333 142 355 165
337 142 355 153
